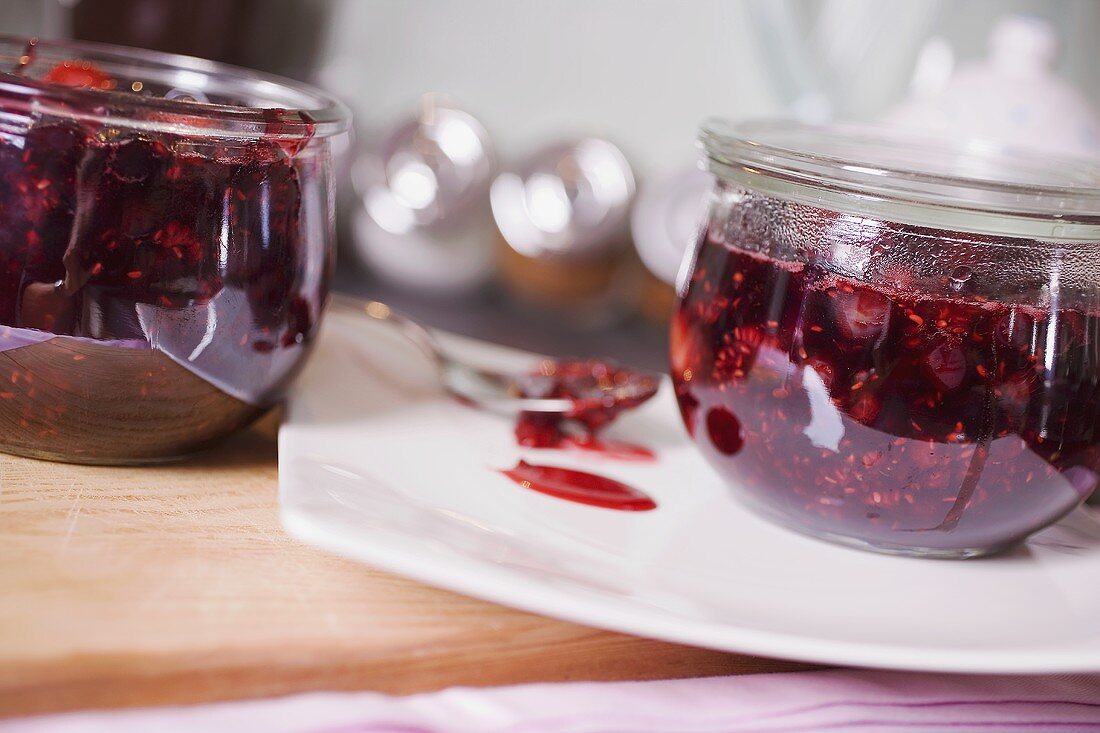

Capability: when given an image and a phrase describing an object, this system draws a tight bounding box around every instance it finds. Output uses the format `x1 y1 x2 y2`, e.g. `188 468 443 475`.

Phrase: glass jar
673 119 1100 558
0 37 349 463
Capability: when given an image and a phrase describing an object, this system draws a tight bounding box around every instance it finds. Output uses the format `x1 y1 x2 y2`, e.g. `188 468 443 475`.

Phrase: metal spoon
330 294 660 418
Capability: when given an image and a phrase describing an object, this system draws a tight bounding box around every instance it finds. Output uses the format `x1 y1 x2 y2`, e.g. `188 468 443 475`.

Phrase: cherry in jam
673 227 1100 555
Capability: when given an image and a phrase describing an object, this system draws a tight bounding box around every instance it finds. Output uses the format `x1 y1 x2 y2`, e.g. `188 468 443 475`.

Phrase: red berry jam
0 50 336 462
673 225 1099 555
501 460 657 511
514 358 659 458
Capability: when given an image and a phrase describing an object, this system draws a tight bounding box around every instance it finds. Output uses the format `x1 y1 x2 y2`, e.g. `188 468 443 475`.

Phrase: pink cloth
4 670 1100 733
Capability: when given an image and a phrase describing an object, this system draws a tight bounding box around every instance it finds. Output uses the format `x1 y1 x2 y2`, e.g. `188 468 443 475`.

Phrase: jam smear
501 460 657 511
673 228 1100 552
513 358 659 459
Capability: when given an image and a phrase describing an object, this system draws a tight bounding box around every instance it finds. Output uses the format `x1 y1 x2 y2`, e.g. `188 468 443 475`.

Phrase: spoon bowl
331 294 660 420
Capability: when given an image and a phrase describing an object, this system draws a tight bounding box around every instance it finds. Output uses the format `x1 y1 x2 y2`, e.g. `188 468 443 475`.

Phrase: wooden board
0 412 810 718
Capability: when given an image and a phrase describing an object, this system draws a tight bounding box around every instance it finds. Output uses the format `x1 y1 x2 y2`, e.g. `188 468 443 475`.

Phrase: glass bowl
672 119 1100 558
0 37 350 463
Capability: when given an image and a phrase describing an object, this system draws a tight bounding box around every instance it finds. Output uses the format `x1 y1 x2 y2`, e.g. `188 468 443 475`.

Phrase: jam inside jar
0 38 349 463
673 120 1100 557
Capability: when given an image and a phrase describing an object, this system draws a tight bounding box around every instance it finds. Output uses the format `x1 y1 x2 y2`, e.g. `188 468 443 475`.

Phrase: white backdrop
317 0 1100 180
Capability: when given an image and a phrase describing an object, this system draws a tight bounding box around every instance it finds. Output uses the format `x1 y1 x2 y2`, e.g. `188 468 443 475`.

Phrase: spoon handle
328 293 445 370
328 293 577 416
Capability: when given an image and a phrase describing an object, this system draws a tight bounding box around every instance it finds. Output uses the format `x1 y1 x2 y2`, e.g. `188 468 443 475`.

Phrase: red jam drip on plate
501 460 657 511
513 358 659 460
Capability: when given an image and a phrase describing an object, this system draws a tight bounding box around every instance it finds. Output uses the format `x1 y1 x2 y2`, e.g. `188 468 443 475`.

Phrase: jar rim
0 36 350 141
701 118 1100 231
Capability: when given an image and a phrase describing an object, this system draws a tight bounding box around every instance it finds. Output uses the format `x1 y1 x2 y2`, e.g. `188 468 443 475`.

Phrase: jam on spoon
338 295 661 427
335 297 662 509
513 357 659 459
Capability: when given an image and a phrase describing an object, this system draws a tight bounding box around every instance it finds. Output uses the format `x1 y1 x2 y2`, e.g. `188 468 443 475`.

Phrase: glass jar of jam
0 37 349 463
673 119 1100 557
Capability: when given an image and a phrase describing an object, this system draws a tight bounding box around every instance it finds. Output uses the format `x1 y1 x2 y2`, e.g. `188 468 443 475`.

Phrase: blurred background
5 0 1100 368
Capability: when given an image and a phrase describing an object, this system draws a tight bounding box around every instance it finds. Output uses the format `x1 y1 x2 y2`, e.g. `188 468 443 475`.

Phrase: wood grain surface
0 412 809 718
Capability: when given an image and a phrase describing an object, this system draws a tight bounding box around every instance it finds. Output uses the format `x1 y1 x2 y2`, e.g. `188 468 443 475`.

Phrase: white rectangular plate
280 308 1100 673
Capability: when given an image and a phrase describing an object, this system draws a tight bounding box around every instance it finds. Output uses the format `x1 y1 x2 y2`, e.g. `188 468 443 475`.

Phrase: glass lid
701 119 1100 239
0 36 350 142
